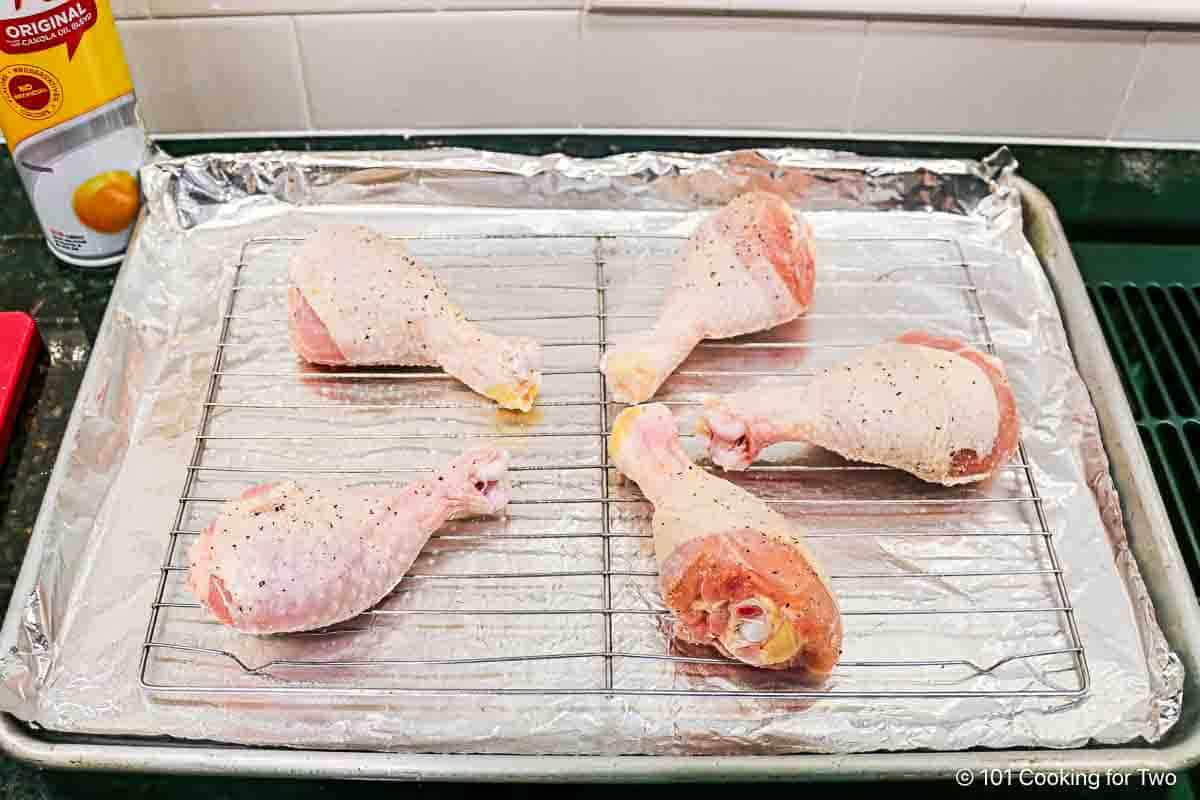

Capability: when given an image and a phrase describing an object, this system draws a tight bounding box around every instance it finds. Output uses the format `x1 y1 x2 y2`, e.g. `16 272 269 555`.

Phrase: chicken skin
288 224 542 412
609 404 842 677
601 192 816 404
699 331 1020 485
188 449 510 634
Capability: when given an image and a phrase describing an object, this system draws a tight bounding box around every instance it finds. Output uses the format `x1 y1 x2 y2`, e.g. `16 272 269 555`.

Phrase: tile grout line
576 4 588 128
142 127 1200 151
1107 29 1152 142
118 5 1200 23
844 19 871 134
289 15 318 132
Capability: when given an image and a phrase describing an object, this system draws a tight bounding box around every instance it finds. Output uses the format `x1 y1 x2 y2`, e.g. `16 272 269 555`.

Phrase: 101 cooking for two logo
955 768 1177 789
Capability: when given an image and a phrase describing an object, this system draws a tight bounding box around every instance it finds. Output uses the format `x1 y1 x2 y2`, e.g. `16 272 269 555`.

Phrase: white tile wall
110 0 151 17
854 23 1144 139
437 0 578 7
295 11 580 129
1115 32 1200 143
581 15 864 130
726 0 1022 14
109 0 1200 21
592 0 727 9
146 0 576 14
148 1 436 14
1022 0 1200 24
117 17 311 133
102 5 1200 147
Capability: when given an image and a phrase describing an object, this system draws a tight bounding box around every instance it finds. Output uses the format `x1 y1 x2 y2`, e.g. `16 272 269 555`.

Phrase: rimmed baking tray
0 153 1196 778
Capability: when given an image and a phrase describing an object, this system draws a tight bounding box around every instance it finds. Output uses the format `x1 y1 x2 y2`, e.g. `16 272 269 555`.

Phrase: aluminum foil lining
0 147 1182 755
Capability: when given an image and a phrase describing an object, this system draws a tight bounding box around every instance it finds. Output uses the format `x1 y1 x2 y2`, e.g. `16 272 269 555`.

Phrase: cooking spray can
1 0 148 267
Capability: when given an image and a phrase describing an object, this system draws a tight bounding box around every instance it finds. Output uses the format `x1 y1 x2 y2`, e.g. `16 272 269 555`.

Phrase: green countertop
1 135 1198 794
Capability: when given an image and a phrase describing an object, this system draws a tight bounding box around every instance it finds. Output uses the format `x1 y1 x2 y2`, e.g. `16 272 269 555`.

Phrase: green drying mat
1076 242 1200 584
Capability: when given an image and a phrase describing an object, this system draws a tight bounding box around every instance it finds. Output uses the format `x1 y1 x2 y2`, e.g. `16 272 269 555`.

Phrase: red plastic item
0 312 39 466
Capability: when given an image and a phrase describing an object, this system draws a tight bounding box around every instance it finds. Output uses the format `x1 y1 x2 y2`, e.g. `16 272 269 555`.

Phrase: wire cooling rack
139 228 1089 701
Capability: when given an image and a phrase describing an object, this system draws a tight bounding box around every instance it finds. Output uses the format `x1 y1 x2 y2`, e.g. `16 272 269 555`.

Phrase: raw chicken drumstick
188 448 510 634
609 404 842 676
601 192 816 404
288 224 542 412
698 331 1020 485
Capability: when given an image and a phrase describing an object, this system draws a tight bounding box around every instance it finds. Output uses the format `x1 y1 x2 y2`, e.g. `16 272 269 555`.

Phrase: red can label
2 0 97 60
0 64 63 120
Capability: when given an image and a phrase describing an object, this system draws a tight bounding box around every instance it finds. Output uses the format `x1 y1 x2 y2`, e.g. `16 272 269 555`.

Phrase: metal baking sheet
0 148 1184 763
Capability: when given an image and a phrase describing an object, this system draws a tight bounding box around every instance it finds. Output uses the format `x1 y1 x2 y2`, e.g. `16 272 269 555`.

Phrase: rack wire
139 229 1090 701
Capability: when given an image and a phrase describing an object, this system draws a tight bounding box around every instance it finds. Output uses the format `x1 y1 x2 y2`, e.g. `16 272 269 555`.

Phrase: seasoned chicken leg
699 331 1020 485
601 192 816 404
188 448 510 634
609 404 842 676
288 224 542 411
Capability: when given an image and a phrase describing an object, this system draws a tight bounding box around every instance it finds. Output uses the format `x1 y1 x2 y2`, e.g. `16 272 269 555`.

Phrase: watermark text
954 768 1177 789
